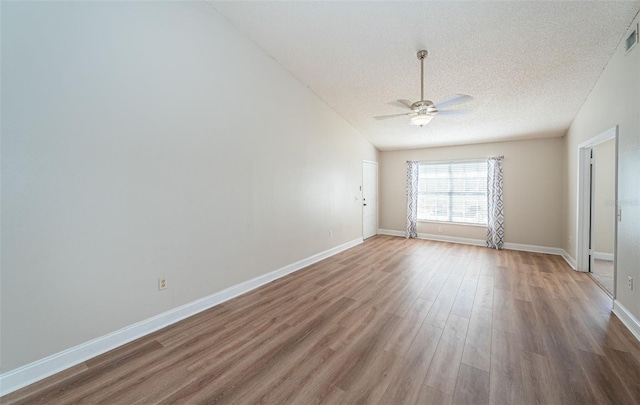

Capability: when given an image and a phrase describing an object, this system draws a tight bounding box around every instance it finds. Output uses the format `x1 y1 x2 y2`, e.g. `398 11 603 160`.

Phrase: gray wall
564 13 640 318
1 2 378 372
380 137 564 248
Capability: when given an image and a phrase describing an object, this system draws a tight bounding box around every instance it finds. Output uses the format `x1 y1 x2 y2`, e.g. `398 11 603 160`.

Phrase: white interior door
362 161 378 239
588 139 617 295
577 126 617 297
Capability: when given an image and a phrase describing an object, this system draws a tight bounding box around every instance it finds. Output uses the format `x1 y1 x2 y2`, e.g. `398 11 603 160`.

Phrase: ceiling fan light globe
410 114 433 127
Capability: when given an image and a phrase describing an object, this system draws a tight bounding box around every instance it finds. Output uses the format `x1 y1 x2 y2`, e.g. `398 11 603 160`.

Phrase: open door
589 139 616 295
577 126 617 297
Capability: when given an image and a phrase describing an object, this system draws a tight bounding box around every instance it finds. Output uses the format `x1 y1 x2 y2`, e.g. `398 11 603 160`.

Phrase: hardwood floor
591 259 614 296
4 235 640 404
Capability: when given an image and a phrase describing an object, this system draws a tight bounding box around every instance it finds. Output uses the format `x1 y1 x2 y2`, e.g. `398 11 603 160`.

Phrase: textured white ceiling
210 1 640 150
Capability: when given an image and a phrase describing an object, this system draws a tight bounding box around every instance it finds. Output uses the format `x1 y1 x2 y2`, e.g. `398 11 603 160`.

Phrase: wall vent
625 24 638 53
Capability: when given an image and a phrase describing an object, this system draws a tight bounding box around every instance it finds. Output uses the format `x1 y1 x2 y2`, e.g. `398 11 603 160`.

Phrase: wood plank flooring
4 235 640 404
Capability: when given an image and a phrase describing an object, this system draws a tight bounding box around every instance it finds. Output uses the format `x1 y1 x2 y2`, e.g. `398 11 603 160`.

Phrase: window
417 160 488 225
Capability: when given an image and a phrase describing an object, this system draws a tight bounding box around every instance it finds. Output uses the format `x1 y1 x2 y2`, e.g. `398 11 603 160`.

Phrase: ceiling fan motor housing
411 100 437 114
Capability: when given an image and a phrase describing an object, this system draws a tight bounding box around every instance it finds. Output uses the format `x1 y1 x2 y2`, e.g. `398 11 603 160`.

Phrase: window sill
417 220 487 228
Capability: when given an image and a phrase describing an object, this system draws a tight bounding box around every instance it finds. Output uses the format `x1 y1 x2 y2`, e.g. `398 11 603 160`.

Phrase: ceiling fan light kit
410 114 433 127
374 50 472 127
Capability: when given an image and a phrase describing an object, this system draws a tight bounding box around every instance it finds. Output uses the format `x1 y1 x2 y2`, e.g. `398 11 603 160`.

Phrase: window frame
416 159 489 226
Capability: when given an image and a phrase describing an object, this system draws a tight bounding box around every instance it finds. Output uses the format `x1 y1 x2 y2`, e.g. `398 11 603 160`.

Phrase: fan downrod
417 50 428 101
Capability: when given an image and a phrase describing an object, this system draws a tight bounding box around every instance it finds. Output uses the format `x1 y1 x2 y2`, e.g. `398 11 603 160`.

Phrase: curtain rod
407 156 504 164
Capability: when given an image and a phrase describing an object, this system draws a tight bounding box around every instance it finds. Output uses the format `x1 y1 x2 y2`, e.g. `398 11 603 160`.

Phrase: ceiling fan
374 50 472 127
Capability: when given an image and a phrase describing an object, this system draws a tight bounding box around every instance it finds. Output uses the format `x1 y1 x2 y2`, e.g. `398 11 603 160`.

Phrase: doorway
362 161 378 240
577 126 618 296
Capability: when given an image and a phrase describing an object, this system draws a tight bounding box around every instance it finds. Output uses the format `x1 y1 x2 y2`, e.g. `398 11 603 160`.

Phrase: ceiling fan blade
433 94 473 109
435 109 471 116
386 99 414 110
397 99 414 109
374 112 416 120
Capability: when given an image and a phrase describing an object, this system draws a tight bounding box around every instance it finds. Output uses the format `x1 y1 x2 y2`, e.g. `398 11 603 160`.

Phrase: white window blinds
417 160 488 225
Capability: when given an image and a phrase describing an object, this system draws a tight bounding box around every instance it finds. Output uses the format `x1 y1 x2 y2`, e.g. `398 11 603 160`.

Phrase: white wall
564 14 640 317
1 2 377 372
379 137 564 248
592 139 616 255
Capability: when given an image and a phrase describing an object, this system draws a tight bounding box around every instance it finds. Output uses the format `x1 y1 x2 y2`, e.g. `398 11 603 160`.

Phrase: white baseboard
613 300 640 343
0 237 363 397
561 250 577 270
378 229 485 247
421 233 486 247
378 228 572 262
377 229 405 237
593 251 614 261
502 242 566 256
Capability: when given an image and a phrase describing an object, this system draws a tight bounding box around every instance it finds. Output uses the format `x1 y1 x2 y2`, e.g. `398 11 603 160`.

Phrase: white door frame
576 126 618 291
362 160 378 239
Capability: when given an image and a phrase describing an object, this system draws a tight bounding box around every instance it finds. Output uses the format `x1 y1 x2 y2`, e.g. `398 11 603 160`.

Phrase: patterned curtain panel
406 161 419 239
487 156 504 249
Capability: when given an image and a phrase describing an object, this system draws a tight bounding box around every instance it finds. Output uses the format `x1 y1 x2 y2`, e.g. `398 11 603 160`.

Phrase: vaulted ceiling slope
210 1 640 151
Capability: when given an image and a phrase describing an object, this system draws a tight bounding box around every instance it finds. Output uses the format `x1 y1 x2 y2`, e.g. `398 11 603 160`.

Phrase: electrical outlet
159 277 167 290
438 226 443 233
329 230 333 238
629 276 634 291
